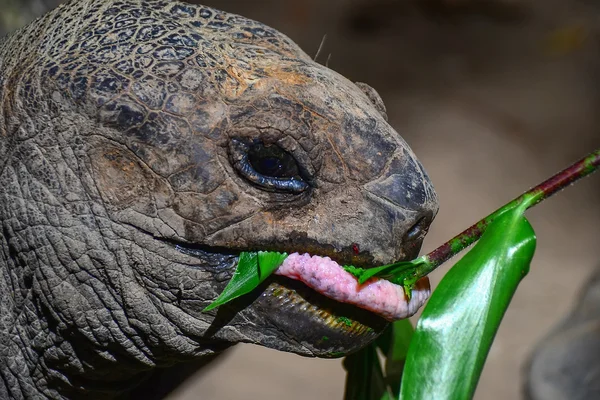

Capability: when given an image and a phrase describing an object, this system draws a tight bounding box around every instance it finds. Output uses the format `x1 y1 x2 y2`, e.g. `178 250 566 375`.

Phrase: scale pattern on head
0 1 438 398
6 0 438 265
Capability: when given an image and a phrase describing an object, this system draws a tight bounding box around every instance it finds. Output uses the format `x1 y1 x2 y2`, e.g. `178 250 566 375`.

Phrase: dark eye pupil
258 157 283 176
248 143 299 179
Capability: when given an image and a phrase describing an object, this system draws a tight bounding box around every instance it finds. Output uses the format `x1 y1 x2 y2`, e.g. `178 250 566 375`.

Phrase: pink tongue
274 252 430 321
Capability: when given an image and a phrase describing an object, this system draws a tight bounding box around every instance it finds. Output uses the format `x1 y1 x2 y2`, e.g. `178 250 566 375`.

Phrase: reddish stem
415 149 600 278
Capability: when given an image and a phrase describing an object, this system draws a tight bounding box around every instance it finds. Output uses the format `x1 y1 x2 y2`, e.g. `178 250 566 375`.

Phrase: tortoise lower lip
253 276 388 356
273 275 388 329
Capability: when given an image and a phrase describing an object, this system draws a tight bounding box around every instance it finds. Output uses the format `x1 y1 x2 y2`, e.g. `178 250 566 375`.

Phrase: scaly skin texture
0 0 438 398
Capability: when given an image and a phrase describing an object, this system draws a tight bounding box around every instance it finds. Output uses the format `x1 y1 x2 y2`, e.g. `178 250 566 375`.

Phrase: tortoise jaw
252 275 388 357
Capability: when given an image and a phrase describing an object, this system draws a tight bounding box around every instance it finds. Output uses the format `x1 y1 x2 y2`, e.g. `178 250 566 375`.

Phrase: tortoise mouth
171 240 389 356
255 275 389 356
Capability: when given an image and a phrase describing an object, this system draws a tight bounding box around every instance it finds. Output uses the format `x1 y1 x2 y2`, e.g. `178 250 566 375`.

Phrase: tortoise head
26 0 438 364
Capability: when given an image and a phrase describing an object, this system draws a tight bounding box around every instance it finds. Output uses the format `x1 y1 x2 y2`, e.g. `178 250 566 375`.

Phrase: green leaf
399 204 536 400
343 343 391 400
386 320 414 395
376 320 415 398
343 259 426 285
344 320 414 400
257 251 288 279
343 265 368 281
203 251 287 311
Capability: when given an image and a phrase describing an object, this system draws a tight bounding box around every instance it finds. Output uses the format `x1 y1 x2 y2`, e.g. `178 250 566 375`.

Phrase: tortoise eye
230 139 309 193
248 143 300 179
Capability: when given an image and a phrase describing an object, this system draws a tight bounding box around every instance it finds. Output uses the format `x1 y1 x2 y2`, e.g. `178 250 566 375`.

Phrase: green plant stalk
412 148 600 279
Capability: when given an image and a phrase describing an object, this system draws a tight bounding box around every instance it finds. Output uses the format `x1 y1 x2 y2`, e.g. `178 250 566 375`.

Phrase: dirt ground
3 0 599 399
167 1 600 399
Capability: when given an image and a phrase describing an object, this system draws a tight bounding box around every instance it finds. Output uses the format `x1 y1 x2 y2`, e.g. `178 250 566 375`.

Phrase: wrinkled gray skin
0 0 438 398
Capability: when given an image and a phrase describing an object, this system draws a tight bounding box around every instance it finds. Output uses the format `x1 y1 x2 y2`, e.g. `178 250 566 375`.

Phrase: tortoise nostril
404 215 431 242
400 214 433 260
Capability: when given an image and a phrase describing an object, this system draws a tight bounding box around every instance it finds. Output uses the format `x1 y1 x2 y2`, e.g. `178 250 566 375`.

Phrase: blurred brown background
2 0 600 399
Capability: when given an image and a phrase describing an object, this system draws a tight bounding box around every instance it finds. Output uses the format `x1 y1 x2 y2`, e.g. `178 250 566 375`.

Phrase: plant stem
414 148 600 279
